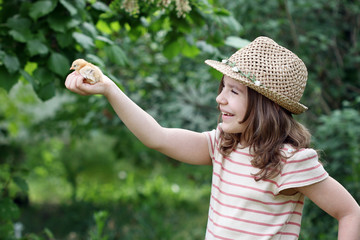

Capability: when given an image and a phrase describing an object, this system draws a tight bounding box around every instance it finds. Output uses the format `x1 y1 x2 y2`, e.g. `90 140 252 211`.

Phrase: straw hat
205 36 308 114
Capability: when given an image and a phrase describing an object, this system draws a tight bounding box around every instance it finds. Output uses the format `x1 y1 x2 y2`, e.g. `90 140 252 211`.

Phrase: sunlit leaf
96 20 113 35
110 21 121 32
182 43 200 58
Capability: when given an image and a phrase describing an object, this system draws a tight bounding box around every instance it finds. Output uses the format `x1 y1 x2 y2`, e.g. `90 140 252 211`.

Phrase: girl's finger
65 73 88 95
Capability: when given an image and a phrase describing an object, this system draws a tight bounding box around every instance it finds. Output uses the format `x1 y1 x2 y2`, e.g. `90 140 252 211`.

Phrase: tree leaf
20 69 37 89
36 81 56 101
8 30 29 43
182 42 200 58
4 54 20 74
0 198 20 221
92 2 110 12
104 45 127 66
56 32 73 48
163 39 183 59
0 66 19 92
48 14 70 32
34 67 53 85
29 0 57 21
6 16 32 42
96 20 113 35
219 15 242 33
59 0 78 16
96 36 114 45
72 32 95 49
32 67 56 100
95 37 111 49
27 39 49 56
82 22 98 39
47 52 70 77
85 54 105 68
13 176 29 192
67 19 81 29
225 36 250 49
6 15 31 29
0 50 5 63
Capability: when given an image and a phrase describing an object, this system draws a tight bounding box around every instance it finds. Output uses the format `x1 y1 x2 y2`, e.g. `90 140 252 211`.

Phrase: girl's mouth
222 112 234 117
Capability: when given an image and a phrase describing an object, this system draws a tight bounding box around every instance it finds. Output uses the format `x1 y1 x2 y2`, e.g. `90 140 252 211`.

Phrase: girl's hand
65 71 116 97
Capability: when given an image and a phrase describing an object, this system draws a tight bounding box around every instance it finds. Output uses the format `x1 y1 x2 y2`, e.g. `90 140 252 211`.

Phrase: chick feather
70 59 103 84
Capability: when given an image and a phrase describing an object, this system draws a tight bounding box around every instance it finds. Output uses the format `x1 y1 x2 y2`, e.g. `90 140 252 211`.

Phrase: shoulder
282 147 318 164
203 124 222 143
203 124 223 158
276 146 328 193
281 147 321 175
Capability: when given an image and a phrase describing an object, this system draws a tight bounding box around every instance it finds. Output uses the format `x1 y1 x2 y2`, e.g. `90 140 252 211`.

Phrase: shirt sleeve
202 124 220 163
276 148 329 194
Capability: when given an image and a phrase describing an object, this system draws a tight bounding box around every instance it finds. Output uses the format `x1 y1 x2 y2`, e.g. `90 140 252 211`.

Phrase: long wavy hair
217 77 312 181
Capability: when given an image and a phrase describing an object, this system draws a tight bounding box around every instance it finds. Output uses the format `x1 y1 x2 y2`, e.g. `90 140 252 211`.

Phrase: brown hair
217 78 311 181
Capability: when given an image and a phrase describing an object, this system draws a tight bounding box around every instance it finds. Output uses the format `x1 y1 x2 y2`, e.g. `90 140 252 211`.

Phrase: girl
65 36 360 239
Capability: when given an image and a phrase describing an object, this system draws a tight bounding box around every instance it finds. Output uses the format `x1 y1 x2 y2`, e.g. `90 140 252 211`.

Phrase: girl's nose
216 92 227 105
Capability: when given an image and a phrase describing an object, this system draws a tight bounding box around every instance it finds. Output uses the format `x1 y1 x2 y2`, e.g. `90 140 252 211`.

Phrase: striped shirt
203 125 328 240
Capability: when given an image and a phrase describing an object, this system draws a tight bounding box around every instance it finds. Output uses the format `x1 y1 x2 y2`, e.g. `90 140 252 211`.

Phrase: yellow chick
70 59 103 84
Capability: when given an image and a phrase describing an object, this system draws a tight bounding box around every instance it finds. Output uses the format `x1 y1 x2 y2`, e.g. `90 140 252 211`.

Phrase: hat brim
205 59 308 114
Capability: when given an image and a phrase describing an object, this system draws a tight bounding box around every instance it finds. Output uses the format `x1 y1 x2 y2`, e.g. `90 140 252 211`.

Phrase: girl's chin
220 124 243 134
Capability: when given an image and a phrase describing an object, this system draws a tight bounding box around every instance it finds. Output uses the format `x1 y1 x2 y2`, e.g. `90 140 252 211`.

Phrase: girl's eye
231 89 238 95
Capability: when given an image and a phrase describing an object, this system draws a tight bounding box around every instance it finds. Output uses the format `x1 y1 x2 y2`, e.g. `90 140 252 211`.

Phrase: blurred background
0 0 359 239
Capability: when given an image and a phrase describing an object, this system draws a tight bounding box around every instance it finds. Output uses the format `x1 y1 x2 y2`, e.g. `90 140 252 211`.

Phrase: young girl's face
216 75 248 134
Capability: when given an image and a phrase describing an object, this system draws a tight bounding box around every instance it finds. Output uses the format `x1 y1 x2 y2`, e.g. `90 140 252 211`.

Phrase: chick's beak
70 66 74 70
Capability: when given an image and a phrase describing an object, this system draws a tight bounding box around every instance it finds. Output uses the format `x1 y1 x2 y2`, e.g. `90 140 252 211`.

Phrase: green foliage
315 101 360 199
0 0 125 100
0 0 359 239
88 211 109 240
226 0 360 118
58 132 118 202
0 197 19 239
300 100 360 239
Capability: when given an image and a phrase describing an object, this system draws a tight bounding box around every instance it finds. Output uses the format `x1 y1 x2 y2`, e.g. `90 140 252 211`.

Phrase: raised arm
65 72 212 165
